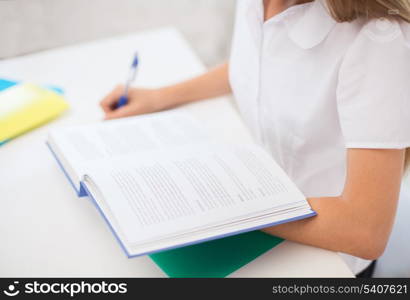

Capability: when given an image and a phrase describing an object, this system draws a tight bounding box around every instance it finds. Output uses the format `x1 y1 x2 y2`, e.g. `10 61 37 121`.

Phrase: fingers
100 85 123 113
104 104 140 120
100 85 150 120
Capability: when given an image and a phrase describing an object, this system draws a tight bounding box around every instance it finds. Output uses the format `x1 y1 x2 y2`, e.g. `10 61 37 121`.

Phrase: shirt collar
288 0 337 49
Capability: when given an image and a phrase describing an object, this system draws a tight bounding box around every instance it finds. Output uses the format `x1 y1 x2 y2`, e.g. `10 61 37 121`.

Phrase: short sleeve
336 19 410 149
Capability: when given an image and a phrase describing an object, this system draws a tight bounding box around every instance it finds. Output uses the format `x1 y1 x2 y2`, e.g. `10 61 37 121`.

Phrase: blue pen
117 52 139 108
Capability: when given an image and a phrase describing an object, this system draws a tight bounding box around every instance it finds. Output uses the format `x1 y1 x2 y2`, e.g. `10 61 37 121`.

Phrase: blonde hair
325 0 410 172
326 0 410 22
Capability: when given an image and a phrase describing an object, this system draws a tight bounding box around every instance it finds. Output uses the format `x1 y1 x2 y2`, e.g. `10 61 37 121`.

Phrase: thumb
104 105 137 120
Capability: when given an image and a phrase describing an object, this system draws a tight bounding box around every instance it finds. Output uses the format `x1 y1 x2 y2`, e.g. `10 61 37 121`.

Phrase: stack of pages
47 112 315 257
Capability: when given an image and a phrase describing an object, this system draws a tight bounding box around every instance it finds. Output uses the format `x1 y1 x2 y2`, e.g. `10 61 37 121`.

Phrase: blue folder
0 78 64 94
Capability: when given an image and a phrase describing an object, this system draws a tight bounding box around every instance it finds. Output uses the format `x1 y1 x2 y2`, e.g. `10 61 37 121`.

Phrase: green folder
149 231 283 278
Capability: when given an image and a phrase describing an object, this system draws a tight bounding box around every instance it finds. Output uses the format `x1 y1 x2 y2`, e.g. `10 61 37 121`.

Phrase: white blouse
229 0 410 274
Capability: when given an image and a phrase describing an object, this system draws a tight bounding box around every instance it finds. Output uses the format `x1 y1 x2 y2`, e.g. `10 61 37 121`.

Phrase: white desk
0 27 353 277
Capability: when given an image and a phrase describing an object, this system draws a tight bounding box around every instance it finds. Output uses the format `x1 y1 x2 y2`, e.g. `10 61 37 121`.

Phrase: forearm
158 63 231 108
262 197 365 257
263 149 403 260
263 194 397 260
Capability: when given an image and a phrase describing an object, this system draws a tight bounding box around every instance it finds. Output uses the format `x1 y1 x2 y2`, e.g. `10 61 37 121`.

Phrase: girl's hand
100 85 167 120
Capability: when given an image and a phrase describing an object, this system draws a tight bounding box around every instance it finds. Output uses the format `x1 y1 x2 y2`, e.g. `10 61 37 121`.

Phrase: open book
47 111 315 257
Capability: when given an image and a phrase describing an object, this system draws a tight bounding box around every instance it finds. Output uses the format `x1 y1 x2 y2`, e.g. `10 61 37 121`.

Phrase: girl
100 0 410 277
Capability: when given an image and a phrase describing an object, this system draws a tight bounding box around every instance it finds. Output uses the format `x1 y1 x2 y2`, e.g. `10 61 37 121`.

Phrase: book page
48 111 209 178
84 144 306 244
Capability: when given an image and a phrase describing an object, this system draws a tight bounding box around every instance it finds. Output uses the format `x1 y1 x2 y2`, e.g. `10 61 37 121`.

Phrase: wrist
155 85 184 110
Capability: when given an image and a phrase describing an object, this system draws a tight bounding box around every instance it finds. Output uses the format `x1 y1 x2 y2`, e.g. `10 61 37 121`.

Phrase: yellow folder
0 83 69 142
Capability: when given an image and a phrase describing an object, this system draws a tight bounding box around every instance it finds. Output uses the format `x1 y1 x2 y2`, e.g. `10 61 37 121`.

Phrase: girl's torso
229 0 410 273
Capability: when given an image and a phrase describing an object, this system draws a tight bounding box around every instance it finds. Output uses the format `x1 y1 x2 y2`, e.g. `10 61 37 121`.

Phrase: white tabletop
0 27 353 277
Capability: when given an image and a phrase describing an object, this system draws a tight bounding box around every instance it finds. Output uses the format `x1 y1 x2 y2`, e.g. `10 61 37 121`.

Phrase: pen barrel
116 95 128 108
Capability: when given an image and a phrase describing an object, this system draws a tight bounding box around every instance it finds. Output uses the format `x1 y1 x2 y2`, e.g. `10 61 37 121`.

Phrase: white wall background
0 0 408 277
0 0 235 66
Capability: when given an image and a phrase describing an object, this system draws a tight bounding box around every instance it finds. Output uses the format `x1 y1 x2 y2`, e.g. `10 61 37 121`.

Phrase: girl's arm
262 148 405 260
100 63 231 119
